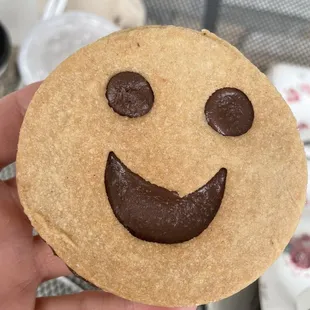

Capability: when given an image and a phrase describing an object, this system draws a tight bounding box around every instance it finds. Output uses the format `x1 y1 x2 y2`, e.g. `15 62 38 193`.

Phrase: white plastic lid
18 11 119 85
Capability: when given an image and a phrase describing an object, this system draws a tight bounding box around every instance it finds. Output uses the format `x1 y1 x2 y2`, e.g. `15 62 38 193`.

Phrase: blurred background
0 1 310 309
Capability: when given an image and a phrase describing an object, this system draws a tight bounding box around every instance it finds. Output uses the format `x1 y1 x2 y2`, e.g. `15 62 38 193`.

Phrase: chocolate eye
204 88 254 136
106 71 154 118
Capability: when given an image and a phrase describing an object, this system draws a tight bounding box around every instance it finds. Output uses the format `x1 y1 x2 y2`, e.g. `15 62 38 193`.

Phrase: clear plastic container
18 11 119 85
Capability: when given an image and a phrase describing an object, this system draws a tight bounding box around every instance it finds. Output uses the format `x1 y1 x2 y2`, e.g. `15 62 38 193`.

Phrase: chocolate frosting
106 71 154 118
205 88 254 136
105 152 227 244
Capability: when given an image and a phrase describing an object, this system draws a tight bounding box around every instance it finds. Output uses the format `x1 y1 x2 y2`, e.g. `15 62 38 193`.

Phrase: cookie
16 26 307 306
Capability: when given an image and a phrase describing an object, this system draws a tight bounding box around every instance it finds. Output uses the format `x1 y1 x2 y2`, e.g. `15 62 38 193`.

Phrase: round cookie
17 26 307 306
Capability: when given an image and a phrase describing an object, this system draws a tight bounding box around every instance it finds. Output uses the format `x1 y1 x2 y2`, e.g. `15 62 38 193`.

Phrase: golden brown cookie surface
17 26 307 306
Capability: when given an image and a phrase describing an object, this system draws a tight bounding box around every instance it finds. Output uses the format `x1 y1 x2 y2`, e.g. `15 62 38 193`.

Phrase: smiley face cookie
17 26 307 306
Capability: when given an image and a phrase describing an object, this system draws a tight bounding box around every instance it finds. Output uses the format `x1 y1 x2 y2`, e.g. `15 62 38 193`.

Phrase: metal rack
145 0 310 71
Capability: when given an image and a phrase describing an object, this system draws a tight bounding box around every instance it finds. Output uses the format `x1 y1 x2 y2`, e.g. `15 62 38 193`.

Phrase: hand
0 84 195 310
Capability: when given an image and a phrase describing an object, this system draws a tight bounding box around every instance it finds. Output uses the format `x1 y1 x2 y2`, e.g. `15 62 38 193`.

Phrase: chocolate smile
104 152 227 244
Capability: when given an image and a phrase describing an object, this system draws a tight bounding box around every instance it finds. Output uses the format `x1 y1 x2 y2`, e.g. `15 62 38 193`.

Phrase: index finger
0 82 40 169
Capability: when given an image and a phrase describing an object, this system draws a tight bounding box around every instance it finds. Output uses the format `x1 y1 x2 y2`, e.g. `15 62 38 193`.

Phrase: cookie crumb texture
16 26 307 306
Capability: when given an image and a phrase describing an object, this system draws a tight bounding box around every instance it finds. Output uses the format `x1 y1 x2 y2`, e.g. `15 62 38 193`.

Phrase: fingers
0 82 41 169
35 292 119 310
35 291 196 310
33 236 71 282
3 178 21 208
0 182 32 240
4 177 17 188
